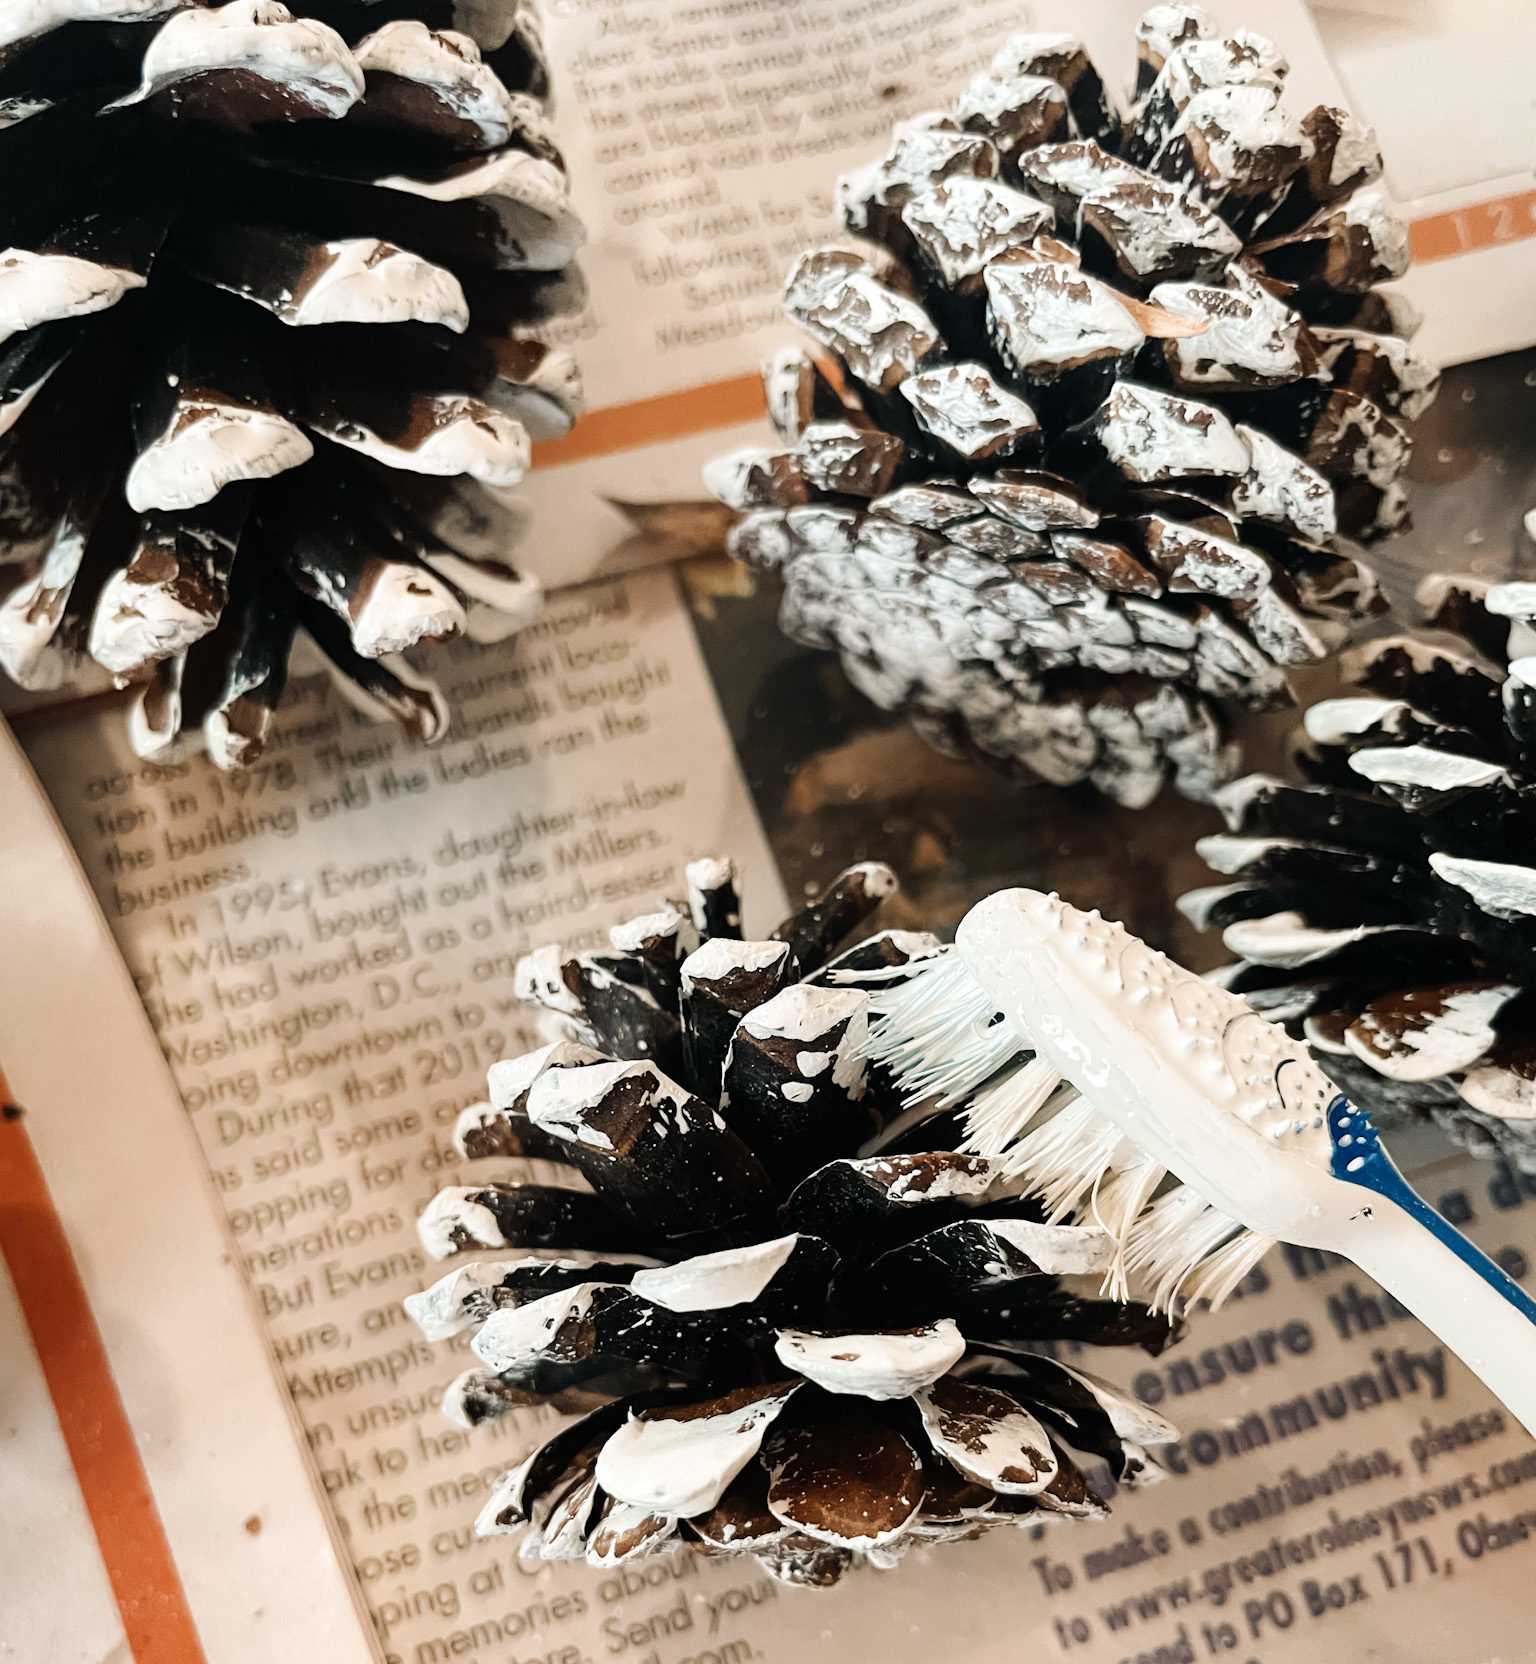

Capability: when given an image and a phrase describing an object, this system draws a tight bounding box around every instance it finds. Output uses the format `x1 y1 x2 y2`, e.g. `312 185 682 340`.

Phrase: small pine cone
1182 574 1536 1173
0 0 583 765
708 5 1433 808
408 858 1179 1585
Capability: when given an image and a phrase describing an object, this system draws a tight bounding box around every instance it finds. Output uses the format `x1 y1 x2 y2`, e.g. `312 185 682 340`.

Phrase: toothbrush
868 887 1536 1439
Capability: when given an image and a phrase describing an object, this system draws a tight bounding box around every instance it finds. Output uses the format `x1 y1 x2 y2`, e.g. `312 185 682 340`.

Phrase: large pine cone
1183 575 1536 1172
708 5 1433 807
0 0 583 765
407 859 1179 1586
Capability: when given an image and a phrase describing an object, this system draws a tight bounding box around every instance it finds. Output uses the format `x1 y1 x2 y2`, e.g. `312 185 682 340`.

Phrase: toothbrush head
957 888 1351 1241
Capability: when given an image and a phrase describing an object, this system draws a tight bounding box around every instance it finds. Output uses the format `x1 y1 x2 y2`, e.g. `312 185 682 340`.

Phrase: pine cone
407 858 1179 1585
708 5 1433 807
0 0 583 765
1182 575 1536 1172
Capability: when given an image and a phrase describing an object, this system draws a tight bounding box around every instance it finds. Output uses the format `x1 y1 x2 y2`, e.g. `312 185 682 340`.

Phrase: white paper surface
0 1258 128 1664
0 723 379 1664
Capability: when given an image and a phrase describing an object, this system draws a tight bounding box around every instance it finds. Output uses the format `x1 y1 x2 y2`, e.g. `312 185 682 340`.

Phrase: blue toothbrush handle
1327 1097 1536 1436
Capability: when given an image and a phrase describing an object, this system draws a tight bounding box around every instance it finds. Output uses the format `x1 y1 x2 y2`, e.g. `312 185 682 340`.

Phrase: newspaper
13 565 1536 1663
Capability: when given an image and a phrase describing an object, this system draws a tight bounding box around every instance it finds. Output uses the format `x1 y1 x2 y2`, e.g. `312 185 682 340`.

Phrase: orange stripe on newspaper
0 1078 208 1664
529 371 766 469
1411 189 1536 266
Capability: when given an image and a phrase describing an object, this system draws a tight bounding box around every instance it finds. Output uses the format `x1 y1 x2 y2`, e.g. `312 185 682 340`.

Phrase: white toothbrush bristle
872 918 1278 1319
1123 1188 1256 1314
1182 1229 1277 1310
1090 1160 1168 1302
993 1094 1130 1221
867 948 1023 1106
962 1056 1063 1157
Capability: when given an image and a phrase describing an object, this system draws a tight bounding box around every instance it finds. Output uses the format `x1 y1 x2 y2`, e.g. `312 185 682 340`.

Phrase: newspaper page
0 719 378 1664
16 567 1536 1663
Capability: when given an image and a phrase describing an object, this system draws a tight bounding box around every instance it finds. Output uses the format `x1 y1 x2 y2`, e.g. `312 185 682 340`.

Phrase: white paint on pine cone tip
848 860 899 895
701 448 778 511
900 362 1039 458
990 28 1082 70
739 983 866 1043
1152 268 1304 386
1341 187 1411 282
117 0 364 115
1174 82 1310 177
126 668 182 761
1457 1064 1536 1122
354 20 517 149
1022 139 1144 203
405 1261 514 1340
89 569 215 676
681 937 788 990
1348 745 1506 793
451 0 537 56
914 1384 1056 1495
1163 33 1286 102
1344 635 1480 682
1197 833 1310 874
123 401 312 514
525 1058 695 1148
0 252 145 333
1323 108 1381 187
417 1186 508 1258
596 1388 800 1517
0 565 82 691
350 562 466 658
1220 910 1395 968
984 1218 1116 1276
867 1156 995 1203
739 985 869 1093
334 396 529 485
483 1040 604 1110
511 946 582 1016
1416 573 1492 612
319 646 451 742
1059 1361 1180 1445
1302 696 1407 744
1096 383 1249 480
1092 179 1242 279
609 908 689 954
685 855 735 893
471 1282 600 1371
1 0 179 51
0 363 52 443
984 261 1143 369
1430 853 1536 920
1486 582 1536 620
630 1234 801 1313
773 1320 965 1400
380 147 571 219
287 240 468 331
1345 984 1515 1084
1233 424 1336 542
201 705 262 771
